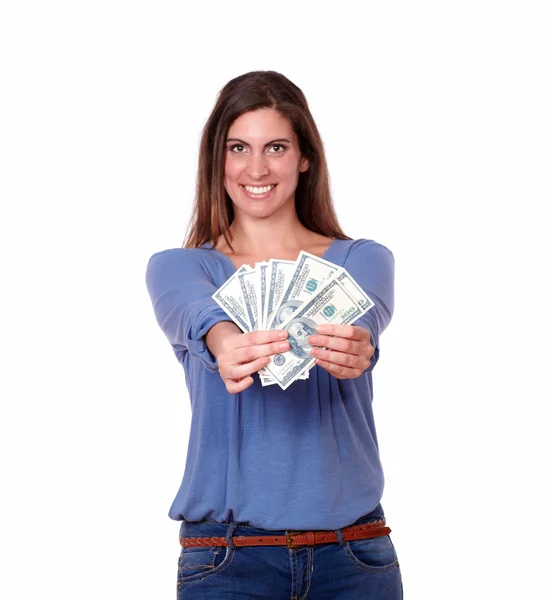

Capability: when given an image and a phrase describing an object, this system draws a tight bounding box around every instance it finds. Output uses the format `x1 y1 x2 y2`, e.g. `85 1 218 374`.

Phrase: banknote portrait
285 317 317 359
272 299 302 328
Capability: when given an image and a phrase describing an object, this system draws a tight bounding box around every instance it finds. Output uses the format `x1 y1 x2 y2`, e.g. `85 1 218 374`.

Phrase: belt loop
334 527 346 547
226 522 239 549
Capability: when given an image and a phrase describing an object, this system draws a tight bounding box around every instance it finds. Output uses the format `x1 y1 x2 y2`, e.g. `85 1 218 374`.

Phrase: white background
1 1 550 598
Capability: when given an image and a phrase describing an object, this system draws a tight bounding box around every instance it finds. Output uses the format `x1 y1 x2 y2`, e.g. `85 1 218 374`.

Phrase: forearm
206 321 241 359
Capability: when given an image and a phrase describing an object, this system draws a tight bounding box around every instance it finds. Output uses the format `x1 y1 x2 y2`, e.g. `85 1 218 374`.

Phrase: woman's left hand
308 324 375 379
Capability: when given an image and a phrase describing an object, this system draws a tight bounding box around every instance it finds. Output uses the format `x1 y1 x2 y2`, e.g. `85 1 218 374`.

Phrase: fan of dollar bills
212 251 375 390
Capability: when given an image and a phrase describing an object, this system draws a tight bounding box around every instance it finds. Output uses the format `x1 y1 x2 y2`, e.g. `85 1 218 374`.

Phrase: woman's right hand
217 329 290 394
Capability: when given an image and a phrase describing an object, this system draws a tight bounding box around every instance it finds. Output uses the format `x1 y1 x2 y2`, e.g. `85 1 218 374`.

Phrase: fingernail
279 341 290 351
278 330 288 339
316 325 328 333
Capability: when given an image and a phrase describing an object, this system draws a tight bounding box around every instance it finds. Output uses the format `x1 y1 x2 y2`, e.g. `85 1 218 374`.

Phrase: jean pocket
177 545 235 584
343 535 399 573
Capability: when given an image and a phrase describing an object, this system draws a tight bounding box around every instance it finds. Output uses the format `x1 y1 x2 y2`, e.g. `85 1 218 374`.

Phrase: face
224 108 309 220
288 321 312 346
279 305 295 322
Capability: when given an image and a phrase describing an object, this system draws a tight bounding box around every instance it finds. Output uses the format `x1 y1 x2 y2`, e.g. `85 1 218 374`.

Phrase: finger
227 356 271 381
310 348 363 369
233 329 288 350
307 334 362 355
315 324 368 341
233 339 290 364
315 358 364 379
226 376 255 394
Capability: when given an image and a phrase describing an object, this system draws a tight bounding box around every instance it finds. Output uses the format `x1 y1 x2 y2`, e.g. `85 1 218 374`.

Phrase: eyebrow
225 138 292 146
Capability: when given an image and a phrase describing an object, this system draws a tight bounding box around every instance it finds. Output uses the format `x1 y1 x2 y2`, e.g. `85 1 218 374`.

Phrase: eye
268 144 286 153
229 144 246 153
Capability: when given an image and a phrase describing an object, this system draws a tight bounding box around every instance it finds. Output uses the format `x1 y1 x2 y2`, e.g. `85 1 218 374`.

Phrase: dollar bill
211 262 304 385
246 262 277 384
336 270 375 312
260 365 309 386
211 264 252 332
263 259 296 331
211 256 373 389
259 259 309 384
264 278 368 390
260 375 277 386
265 251 341 330
255 261 269 330
260 257 311 385
271 270 372 385
238 268 260 331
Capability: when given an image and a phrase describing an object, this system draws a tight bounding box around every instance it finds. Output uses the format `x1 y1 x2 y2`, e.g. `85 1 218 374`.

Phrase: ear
299 156 310 173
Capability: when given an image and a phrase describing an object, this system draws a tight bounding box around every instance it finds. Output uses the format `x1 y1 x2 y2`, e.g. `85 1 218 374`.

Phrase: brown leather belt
180 518 390 549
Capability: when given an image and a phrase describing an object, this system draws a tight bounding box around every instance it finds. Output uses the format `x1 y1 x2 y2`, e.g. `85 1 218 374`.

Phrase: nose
247 153 269 180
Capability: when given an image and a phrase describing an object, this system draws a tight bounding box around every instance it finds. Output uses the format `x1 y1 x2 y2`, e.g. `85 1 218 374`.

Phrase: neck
225 208 311 257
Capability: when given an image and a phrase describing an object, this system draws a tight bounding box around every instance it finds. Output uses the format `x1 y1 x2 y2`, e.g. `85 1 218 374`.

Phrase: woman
146 71 403 599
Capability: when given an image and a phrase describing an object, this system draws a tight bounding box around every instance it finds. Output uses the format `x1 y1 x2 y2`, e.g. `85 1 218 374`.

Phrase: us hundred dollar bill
262 258 315 384
234 263 301 385
265 251 341 330
263 259 296 331
238 269 260 331
336 270 375 312
244 262 276 384
211 265 252 332
255 262 269 330
260 364 310 387
264 278 371 390
211 262 306 386
256 261 310 386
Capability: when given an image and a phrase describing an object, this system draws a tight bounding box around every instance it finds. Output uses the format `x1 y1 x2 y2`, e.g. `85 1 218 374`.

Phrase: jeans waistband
178 503 385 540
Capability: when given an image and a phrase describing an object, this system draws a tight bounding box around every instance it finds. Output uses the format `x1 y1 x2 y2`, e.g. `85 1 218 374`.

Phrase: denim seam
343 537 399 574
298 549 313 600
178 545 236 585
180 547 218 570
289 549 298 600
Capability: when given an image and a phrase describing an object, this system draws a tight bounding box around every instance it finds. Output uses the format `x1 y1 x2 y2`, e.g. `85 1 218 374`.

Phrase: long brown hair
183 70 351 249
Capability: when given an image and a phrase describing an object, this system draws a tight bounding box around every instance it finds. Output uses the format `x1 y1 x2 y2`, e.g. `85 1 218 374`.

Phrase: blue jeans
176 504 403 599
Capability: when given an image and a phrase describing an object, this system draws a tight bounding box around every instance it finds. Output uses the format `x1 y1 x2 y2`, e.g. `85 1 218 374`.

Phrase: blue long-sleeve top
145 238 394 531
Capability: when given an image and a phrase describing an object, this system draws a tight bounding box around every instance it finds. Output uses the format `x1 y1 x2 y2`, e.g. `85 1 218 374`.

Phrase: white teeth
244 185 275 194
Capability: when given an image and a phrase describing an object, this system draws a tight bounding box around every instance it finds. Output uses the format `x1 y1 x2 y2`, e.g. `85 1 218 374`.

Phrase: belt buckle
286 531 304 548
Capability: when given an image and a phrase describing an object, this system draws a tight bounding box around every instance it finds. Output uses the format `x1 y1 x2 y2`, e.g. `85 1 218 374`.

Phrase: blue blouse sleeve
145 249 231 371
342 239 395 373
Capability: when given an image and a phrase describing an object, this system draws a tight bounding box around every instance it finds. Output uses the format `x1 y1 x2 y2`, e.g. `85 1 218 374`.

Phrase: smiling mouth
241 184 277 194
